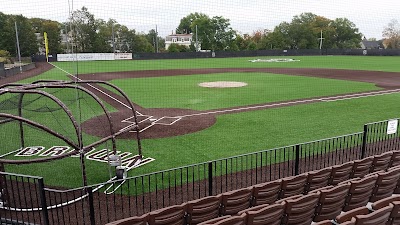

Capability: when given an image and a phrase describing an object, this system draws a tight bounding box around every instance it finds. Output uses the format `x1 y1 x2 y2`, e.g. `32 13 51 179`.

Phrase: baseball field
2 55 400 188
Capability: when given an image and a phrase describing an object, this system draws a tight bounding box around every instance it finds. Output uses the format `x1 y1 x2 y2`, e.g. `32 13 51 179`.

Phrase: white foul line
49 62 133 110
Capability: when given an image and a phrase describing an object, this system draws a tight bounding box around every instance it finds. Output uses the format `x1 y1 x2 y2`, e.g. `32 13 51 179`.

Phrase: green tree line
1 8 399 57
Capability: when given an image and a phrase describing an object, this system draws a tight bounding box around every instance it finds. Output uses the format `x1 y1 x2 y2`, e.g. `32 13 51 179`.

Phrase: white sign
387 119 398 135
57 53 115 62
114 53 132 60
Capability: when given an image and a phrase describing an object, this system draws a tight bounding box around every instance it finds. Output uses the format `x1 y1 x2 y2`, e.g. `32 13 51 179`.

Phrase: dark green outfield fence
31 49 400 62
1 118 400 225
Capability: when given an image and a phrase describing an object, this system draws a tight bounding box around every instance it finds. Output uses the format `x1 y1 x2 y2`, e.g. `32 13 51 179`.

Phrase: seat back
350 156 374 179
106 214 148 225
313 220 333 225
353 204 393 225
279 173 307 199
200 214 247 225
335 207 370 224
371 195 400 211
388 166 400 194
329 161 354 185
304 167 332 193
343 175 378 211
370 152 392 173
370 168 400 202
252 179 281 206
390 201 400 225
220 187 253 216
314 183 351 222
187 195 222 225
245 202 285 225
389 150 400 168
148 203 187 225
281 192 320 225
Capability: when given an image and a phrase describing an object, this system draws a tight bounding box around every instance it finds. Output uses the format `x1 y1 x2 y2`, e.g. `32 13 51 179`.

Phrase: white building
165 34 200 51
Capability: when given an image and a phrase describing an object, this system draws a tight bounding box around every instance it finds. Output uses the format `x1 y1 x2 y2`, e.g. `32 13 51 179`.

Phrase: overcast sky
1 0 398 39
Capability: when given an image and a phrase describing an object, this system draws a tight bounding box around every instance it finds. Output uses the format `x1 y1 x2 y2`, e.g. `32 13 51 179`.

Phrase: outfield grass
110 72 380 110
2 56 400 188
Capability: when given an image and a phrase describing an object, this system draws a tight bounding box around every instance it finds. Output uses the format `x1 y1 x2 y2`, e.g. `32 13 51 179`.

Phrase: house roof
361 38 380 49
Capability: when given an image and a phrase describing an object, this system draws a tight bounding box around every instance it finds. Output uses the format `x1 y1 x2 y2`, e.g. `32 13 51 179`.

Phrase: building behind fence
1 118 399 225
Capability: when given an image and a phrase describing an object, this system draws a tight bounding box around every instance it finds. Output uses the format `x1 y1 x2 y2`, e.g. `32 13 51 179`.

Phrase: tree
167 43 189 52
383 19 400 49
11 15 38 56
177 12 209 34
68 7 98 52
30 18 62 54
331 18 362 49
146 29 165 52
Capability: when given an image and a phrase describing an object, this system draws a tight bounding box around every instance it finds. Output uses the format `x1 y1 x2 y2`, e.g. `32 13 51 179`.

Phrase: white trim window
172 38 177 43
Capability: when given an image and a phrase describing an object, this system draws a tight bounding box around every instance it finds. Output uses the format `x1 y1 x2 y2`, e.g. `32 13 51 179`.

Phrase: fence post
361 124 368 159
208 162 213 196
38 178 49 225
294 145 300 175
87 187 96 225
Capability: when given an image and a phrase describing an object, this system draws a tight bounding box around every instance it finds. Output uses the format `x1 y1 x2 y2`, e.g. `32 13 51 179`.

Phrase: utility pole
112 23 116 53
14 21 22 73
155 25 159 53
196 24 199 52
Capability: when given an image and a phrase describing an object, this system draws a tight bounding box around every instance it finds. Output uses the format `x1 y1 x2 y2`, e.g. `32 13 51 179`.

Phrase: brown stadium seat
313 183 351 222
196 215 231 225
304 167 332 193
237 203 269 215
251 179 281 206
335 206 370 224
369 168 400 202
370 151 393 173
371 195 400 211
350 156 374 179
197 214 247 225
186 195 222 225
280 192 320 225
313 220 333 225
105 213 149 225
245 202 285 225
329 161 354 185
351 204 393 225
278 173 307 199
389 201 400 225
147 203 187 225
388 166 400 194
220 187 253 216
343 175 378 211
389 150 400 168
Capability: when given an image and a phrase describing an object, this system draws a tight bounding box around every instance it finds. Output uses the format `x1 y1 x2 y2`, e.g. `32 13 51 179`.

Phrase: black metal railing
1 118 400 225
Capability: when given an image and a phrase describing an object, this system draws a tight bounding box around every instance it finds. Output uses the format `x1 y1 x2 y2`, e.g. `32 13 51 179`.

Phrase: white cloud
0 0 398 39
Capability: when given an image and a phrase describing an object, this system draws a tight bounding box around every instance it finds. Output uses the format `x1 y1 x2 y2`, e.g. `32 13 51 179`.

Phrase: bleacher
106 150 400 225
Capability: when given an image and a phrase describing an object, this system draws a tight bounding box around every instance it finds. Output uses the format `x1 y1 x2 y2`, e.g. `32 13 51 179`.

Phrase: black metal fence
1 118 400 225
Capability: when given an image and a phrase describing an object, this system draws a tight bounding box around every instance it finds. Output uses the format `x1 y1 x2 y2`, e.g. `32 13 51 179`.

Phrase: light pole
14 21 22 73
195 24 199 52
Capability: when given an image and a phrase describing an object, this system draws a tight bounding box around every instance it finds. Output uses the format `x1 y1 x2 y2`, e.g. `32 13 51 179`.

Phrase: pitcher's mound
199 81 248 88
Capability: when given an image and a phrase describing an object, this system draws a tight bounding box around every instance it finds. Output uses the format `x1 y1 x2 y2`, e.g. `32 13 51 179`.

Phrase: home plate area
121 113 182 133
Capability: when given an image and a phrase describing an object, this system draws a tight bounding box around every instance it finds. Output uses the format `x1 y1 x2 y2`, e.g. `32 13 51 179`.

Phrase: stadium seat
329 161 354 185
389 150 400 168
105 213 149 225
245 202 285 225
196 215 231 225
371 195 400 211
389 201 400 225
220 187 253 215
350 156 374 179
350 204 393 225
343 175 378 211
388 166 400 194
313 183 351 222
335 206 370 224
251 179 281 206
313 220 333 225
368 168 400 202
280 192 320 225
147 203 187 225
186 195 222 225
278 173 307 199
206 214 247 225
370 151 392 173
304 167 332 193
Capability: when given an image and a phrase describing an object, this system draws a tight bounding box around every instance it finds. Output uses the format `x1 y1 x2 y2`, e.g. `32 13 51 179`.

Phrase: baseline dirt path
78 68 400 139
